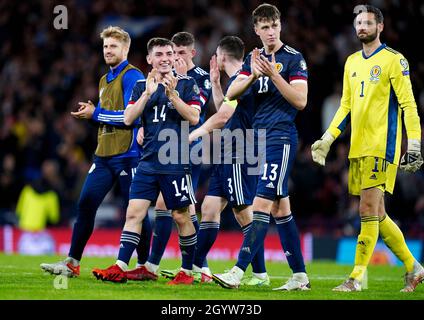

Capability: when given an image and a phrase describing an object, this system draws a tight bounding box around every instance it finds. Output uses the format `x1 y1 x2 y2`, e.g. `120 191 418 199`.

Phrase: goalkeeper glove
311 131 335 166
399 139 423 173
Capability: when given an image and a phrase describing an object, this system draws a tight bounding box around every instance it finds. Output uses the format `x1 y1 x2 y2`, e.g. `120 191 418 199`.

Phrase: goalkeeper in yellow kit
311 5 424 292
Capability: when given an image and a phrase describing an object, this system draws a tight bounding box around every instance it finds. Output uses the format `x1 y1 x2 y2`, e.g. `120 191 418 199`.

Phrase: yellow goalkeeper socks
379 214 415 272
349 216 379 282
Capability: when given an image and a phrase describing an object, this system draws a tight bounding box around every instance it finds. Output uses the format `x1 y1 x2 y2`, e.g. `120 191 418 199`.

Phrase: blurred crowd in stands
1 0 424 237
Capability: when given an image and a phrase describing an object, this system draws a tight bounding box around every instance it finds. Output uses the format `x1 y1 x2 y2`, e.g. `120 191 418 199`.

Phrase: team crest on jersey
299 60 307 71
370 65 381 82
204 79 211 90
275 62 284 73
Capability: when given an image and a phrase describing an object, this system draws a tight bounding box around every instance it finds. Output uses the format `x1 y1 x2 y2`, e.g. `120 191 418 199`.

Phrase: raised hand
209 55 220 85
174 58 188 75
255 53 277 78
250 48 263 79
145 68 159 96
163 72 178 97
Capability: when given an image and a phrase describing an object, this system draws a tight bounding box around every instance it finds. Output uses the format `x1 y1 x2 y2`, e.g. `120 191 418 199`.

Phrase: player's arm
254 53 307 110
226 74 257 101
269 73 307 110
189 98 237 142
164 74 200 126
311 60 352 166
226 49 261 100
391 55 423 172
91 69 144 126
211 80 224 111
124 69 158 126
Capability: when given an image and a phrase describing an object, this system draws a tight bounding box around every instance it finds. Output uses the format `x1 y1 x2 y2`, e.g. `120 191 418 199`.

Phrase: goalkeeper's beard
357 30 378 44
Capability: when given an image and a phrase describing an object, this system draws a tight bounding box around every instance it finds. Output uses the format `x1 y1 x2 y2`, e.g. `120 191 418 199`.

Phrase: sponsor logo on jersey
299 60 307 71
370 65 381 82
351 72 357 77
180 195 189 202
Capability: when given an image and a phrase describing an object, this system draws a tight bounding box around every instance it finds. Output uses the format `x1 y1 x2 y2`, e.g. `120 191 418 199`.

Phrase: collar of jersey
260 43 285 56
107 60 129 83
361 43 386 60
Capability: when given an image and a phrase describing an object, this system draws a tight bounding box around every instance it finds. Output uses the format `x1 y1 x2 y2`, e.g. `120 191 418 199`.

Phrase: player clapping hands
71 100 95 119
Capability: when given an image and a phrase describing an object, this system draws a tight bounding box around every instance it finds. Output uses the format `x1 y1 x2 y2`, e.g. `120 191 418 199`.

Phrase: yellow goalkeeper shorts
348 156 397 195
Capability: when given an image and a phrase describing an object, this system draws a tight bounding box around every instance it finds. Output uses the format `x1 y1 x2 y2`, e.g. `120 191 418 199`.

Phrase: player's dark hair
218 36 245 61
252 3 281 25
354 5 384 24
171 32 195 47
147 37 173 53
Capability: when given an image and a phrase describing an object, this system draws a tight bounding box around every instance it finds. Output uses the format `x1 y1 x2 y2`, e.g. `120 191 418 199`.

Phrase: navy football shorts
207 163 258 207
130 168 196 210
255 142 297 201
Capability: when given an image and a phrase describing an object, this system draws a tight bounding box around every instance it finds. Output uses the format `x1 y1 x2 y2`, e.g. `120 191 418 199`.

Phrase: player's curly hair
100 26 131 47
252 3 281 25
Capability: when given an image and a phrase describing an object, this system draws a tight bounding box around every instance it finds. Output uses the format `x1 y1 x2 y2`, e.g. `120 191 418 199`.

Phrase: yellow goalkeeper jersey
327 43 421 165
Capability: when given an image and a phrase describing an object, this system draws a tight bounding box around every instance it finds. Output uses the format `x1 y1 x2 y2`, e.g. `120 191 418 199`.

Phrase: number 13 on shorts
261 163 279 181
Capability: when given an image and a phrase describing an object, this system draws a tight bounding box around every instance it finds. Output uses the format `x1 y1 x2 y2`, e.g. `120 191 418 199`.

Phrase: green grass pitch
1 253 423 300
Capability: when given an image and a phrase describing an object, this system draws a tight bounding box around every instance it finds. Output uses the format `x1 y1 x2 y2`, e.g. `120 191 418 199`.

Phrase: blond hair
100 26 131 47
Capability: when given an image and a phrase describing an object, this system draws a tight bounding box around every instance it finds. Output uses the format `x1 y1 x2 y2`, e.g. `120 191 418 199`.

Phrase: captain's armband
223 96 238 109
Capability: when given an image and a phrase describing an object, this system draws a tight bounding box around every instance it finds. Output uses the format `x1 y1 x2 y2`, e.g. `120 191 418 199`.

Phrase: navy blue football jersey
241 44 308 145
129 73 201 174
221 73 256 163
187 66 212 127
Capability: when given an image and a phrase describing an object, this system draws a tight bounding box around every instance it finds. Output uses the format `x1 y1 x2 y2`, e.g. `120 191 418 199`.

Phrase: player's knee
359 199 378 215
155 196 167 211
201 210 219 222
172 207 190 226
252 197 273 213
201 202 220 222
378 198 386 216
125 206 144 225
271 209 291 218
233 210 252 226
